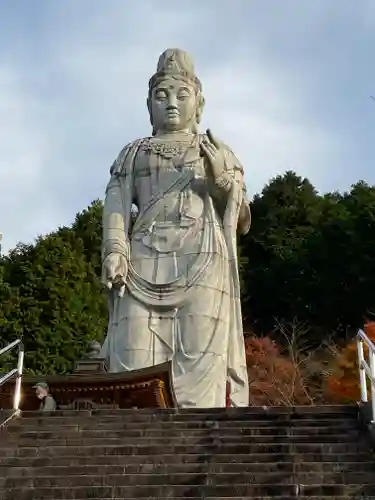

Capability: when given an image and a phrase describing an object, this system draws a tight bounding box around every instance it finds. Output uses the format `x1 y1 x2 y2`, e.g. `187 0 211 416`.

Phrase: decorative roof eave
1 361 178 409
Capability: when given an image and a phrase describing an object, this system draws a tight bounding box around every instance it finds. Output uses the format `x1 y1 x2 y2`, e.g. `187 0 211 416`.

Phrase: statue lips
166 109 179 119
166 114 179 122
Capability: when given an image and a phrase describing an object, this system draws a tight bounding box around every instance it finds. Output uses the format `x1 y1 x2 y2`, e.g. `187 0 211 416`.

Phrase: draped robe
100 134 250 407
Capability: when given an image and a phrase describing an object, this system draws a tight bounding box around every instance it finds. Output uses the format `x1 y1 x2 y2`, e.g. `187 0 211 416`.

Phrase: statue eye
155 90 167 100
178 92 190 100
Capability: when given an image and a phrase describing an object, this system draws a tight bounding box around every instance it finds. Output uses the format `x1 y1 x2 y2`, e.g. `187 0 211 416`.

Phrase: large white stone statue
100 48 251 407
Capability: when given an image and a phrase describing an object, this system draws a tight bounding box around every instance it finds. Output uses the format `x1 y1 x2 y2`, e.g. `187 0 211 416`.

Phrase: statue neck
154 129 193 137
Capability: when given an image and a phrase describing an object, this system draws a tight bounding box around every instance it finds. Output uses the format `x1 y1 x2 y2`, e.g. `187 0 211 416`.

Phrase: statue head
147 48 205 135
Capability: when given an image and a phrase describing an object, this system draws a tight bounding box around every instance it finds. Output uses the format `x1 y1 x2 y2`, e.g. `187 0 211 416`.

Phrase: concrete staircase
0 406 375 499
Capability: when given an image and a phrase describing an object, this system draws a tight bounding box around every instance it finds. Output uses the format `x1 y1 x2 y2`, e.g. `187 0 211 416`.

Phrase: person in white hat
33 381 56 412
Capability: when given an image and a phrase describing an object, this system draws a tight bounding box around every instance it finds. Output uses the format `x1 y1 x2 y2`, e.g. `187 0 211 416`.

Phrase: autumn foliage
324 322 375 403
245 335 314 406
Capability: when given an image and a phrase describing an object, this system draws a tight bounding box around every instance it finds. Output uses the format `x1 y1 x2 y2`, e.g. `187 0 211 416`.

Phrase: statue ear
147 97 157 136
147 97 152 124
196 94 205 124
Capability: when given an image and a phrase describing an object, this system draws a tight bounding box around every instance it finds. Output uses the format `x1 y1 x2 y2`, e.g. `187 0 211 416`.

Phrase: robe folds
100 134 250 407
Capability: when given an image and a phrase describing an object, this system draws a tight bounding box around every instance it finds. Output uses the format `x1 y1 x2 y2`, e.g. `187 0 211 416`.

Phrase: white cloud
0 1 368 252
199 56 342 195
0 67 60 252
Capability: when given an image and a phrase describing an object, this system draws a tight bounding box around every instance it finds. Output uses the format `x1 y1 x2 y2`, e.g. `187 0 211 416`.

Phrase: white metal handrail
0 339 24 411
357 328 375 423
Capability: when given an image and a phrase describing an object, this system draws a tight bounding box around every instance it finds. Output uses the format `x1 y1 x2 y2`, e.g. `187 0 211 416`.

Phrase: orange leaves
364 321 375 340
324 322 375 403
245 335 312 406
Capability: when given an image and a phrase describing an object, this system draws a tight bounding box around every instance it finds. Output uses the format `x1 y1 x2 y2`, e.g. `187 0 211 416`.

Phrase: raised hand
200 129 226 182
102 252 128 298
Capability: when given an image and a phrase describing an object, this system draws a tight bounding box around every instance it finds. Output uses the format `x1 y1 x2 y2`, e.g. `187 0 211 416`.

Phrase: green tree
0 231 107 375
2 173 375 375
241 171 321 335
241 174 375 347
69 199 103 276
302 182 375 337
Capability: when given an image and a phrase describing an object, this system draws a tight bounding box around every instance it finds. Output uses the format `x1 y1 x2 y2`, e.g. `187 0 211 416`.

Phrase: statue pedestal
74 358 107 375
0 362 176 411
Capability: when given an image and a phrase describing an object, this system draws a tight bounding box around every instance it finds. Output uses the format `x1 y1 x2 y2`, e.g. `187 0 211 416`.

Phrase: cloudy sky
0 1 374 252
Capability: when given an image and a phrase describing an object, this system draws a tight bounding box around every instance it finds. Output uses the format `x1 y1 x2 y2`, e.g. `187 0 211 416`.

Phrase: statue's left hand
200 129 226 182
102 252 128 298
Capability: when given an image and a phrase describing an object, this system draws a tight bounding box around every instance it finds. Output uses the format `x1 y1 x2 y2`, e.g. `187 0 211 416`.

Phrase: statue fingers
204 140 217 156
200 141 215 161
118 285 125 298
106 262 117 282
102 266 112 288
206 129 220 149
202 137 218 161
113 269 128 289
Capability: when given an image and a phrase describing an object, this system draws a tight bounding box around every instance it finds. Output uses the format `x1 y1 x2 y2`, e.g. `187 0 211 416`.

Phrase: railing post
370 349 375 424
357 338 368 403
13 342 24 411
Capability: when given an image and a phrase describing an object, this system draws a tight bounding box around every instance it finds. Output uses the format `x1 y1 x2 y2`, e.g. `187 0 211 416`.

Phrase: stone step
3 471 375 489
4 425 361 440
0 406 368 500
7 415 359 429
5 417 359 431
18 405 358 417
1 461 375 478
13 406 358 424
2 433 362 448
34 498 373 500
0 442 366 458
1 452 371 468
33 495 372 500
2 482 374 499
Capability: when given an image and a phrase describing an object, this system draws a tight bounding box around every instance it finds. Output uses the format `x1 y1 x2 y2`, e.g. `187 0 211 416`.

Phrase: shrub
245 334 314 406
324 322 375 403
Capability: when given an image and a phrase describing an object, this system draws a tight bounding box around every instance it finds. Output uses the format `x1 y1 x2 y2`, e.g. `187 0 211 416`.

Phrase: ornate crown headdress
149 48 202 92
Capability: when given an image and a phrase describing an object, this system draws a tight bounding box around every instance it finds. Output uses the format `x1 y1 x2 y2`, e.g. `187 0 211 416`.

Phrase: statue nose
167 95 178 108
166 104 179 115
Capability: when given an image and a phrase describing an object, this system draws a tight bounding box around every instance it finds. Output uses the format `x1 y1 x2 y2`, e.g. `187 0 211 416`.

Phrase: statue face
150 76 198 133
